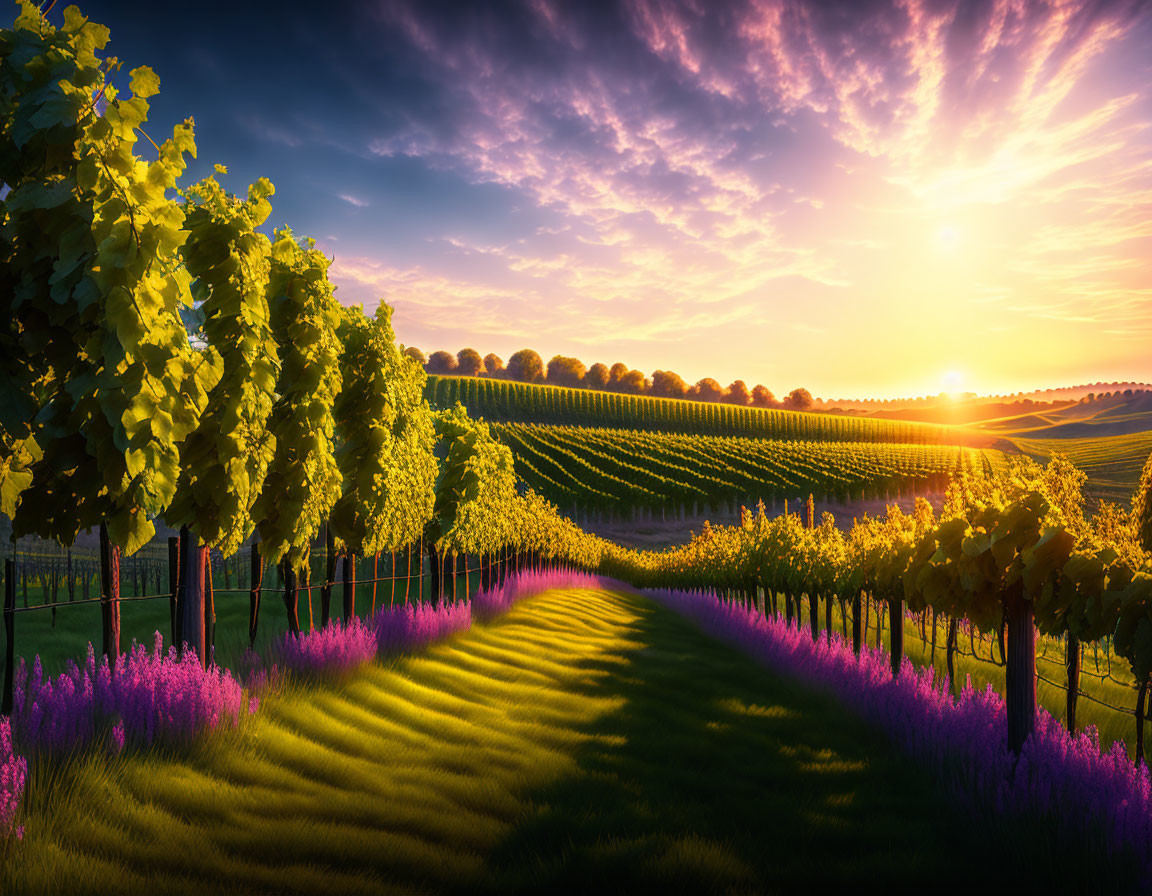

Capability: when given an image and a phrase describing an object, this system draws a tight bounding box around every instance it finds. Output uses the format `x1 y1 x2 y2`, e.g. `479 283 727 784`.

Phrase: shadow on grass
474 593 1052 895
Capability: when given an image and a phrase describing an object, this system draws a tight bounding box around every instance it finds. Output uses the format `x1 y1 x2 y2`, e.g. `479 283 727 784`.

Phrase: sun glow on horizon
307 0 1152 397
941 369 966 398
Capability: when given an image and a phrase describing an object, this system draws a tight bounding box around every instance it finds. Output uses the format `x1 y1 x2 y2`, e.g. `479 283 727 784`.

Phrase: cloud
338 0 1151 390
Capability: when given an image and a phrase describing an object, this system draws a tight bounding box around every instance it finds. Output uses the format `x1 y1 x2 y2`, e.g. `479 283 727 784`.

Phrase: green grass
2 587 1080 894
5 562 474 676
1008 430 1152 504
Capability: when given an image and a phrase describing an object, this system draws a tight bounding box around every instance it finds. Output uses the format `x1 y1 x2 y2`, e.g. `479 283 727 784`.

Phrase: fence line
0 540 538 715
846 595 1140 719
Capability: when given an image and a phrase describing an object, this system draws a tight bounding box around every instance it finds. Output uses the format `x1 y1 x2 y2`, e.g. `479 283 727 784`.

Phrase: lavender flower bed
267 566 601 677
0 565 618 841
647 587 1152 887
375 600 472 654
472 566 606 619
1 718 25 840
10 635 249 759
266 615 379 679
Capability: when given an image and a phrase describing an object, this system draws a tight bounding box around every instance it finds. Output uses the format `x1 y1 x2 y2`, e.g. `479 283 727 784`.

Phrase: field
3 587 1080 894
426 375 961 444
1006 430 1152 505
493 422 997 512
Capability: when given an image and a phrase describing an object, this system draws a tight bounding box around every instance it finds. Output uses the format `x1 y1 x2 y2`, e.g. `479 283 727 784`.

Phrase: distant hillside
1007 430 1152 506
827 382 1151 413
976 391 1152 439
425 375 967 445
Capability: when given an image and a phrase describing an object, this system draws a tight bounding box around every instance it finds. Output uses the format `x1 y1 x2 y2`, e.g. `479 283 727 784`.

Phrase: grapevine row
427 375 961 444
492 424 996 511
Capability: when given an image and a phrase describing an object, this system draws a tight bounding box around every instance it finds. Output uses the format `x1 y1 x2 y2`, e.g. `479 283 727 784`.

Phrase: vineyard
3 4 1152 894
493 423 1000 512
426 374 964 444
1009 430 1152 504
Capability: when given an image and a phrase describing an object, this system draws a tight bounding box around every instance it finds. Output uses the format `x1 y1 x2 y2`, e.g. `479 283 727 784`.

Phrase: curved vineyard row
492 423 999 511
427 375 961 444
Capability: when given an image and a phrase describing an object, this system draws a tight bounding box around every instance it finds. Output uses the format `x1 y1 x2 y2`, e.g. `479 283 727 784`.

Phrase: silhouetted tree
619 369 648 394
725 380 751 406
751 385 776 408
547 355 588 387
651 370 688 399
456 348 483 377
584 362 610 390
689 378 725 402
426 350 458 374
507 349 545 383
783 387 813 411
403 346 427 365
483 353 505 377
607 363 630 390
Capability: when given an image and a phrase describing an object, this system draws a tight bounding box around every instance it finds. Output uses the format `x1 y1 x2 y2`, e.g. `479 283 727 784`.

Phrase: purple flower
1 716 27 840
647 587 1152 888
472 567 605 619
10 633 250 760
0 564 605 845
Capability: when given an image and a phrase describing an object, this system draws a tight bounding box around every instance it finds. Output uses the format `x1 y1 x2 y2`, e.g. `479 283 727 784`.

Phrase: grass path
6 588 1036 894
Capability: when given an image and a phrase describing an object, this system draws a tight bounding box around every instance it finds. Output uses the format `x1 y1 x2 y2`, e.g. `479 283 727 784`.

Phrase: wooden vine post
178 526 209 668
167 537 179 648
342 551 356 620
1137 675 1150 766
282 560 301 637
852 591 863 655
321 524 335 627
372 552 379 615
2 560 14 716
205 554 216 661
1005 583 1037 755
249 543 263 648
889 593 904 677
98 522 121 669
1066 632 1081 733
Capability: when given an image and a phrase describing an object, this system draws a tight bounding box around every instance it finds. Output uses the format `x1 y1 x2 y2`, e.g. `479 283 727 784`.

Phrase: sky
69 0 1152 399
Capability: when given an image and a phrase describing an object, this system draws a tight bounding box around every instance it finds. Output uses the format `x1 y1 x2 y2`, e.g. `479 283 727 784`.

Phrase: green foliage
1115 573 1152 682
1 2 214 553
493 423 989 511
426 374 958 444
1133 448 1152 552
0 434 41 518
165 173 279 556
330 304 436 556
429 404 518 554
251 229 342 569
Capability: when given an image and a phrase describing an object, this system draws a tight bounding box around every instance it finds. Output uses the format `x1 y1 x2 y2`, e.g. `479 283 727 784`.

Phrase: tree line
405 347 815 411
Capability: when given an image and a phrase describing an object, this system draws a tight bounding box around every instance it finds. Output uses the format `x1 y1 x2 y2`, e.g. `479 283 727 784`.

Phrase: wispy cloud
313 0 1152 393
338 193 370 208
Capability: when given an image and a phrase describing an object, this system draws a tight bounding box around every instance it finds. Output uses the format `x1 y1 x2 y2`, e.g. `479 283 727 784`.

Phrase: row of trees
599 456 1152 757
409 347 815 410
0 2 591 669
425 375 950 444
495 423 983 512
